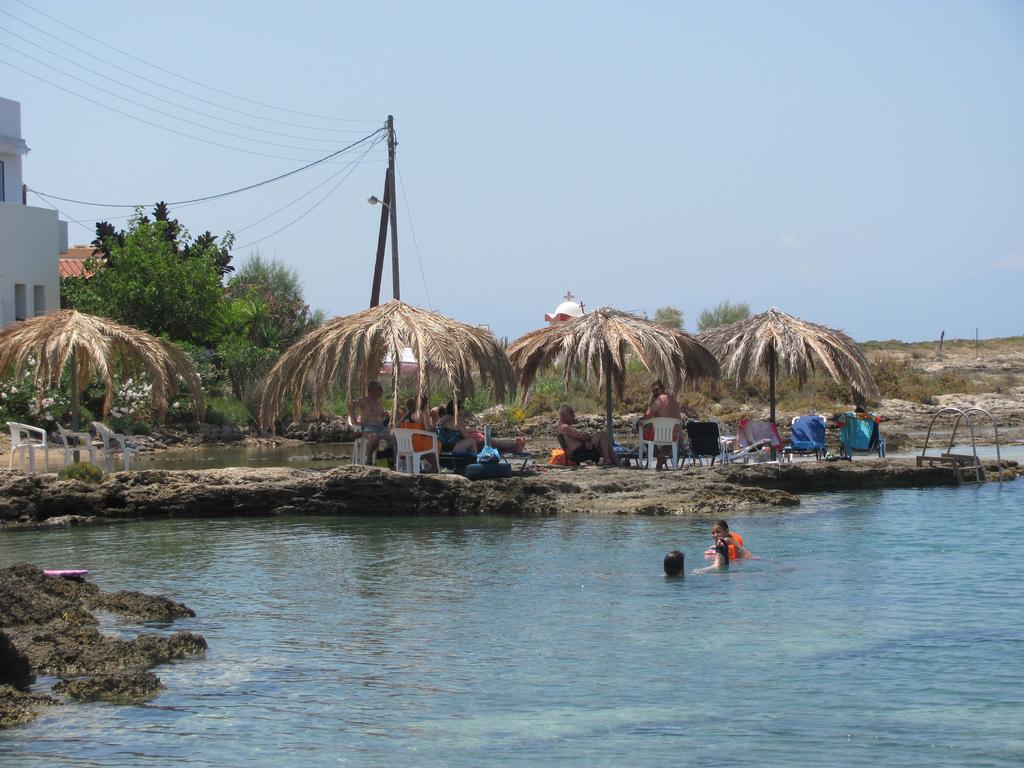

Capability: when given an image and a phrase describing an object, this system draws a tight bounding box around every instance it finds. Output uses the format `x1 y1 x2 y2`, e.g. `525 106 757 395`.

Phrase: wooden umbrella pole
391 345 401 428
769 340 777 459
604 346 615 465
70 349 79 431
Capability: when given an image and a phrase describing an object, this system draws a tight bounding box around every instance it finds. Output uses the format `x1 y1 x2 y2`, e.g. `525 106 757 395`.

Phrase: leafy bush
697 300 750 331
203 397 252 428
57 462 105 484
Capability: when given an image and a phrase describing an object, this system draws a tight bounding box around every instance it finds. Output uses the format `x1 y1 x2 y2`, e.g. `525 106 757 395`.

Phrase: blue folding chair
784 415 827 461
838 412 886 459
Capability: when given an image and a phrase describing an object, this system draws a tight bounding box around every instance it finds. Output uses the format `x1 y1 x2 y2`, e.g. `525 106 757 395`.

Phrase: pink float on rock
43 569 89 578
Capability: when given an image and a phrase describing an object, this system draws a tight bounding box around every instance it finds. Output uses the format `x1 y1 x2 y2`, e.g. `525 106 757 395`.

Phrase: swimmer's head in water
712 519 730 539
663 550 685 576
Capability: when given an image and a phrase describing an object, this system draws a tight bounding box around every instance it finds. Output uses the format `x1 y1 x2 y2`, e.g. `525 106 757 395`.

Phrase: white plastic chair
7 422 50 474
91 421 138 471
637 417 683 470
54 424 98 466
392 427 439 473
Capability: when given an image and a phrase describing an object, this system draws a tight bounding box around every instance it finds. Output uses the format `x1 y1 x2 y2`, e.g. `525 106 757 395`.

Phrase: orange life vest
726 532 745 561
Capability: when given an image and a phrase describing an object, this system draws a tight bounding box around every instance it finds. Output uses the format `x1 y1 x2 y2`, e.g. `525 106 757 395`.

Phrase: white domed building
544 291 585 325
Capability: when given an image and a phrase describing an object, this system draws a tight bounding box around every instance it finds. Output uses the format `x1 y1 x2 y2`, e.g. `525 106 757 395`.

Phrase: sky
2 0 1022 342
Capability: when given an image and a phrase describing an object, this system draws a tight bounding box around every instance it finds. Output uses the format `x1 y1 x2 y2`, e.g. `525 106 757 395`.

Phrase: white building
544 290 585 325
0 97 65 325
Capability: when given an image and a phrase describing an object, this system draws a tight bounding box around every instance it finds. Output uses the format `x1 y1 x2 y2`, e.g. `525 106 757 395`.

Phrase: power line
28 126 386 208
396 161 432 309
10 0 379 125
0 56 363 163
0 25 351 145
30 190 95 236
1 40 352 153
233 134 386 234
231 136 381 252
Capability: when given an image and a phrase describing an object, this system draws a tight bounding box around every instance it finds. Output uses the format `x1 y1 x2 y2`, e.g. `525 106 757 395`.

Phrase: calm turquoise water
1 483 1022 767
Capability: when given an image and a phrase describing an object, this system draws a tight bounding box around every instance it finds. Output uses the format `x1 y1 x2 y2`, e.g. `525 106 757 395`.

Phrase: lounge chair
7 422 50 474
783 415 827 461
392 427 439 473
54 423 99 466
91 421 139 471
637 416 683 470
733 419 784 462
838 412 886 459
686 421 725 466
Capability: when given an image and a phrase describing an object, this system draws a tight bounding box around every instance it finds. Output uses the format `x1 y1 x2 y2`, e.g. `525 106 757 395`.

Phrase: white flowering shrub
0 364 72 427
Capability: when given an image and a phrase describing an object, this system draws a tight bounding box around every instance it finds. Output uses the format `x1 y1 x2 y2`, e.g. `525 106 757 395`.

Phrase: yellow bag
548 447 567 466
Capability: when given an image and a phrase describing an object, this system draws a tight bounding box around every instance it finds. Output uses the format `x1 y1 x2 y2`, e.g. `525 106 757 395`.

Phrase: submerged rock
0 686 57 727
54 671 164 702
0 564 206 727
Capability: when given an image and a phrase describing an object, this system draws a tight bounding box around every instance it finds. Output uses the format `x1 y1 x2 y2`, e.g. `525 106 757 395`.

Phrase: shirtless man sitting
557 404 616 465
642 380 683 470
349 381 392 460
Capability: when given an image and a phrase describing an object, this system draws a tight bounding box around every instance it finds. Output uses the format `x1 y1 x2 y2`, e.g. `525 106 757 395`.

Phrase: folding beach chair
686 421 725 466
720 419 784 464
838 412 886 459
783 415 827 461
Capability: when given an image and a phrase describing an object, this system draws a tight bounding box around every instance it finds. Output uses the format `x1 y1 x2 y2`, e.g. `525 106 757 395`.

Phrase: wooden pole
604 347 615 465
70 349 79 431
369 170 391 307
387 115 400 301
768 341 777 460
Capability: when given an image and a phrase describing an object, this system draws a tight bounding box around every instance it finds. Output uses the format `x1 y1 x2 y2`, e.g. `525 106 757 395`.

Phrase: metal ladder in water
917 407 1002 484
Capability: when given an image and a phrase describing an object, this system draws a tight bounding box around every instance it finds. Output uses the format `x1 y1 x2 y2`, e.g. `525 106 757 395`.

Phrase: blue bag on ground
477 446 501 464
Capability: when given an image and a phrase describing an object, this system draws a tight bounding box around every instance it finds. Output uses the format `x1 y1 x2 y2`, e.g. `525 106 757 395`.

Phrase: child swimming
704 519 752 561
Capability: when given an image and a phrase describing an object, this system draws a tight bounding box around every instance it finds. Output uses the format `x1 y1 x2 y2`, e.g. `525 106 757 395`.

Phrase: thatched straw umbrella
0 309 205 428
698 307 879 427
508 307 720 460
259 299 514 430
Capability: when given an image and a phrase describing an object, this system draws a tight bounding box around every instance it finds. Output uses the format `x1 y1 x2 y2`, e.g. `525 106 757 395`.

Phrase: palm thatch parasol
508 307 721 459
259 299 515 430
0 309 205 428
698 307 879 426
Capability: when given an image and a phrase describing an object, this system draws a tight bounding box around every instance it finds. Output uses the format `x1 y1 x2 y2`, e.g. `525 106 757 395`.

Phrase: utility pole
369 115 400 306
387 115 400 301
369 171 390 307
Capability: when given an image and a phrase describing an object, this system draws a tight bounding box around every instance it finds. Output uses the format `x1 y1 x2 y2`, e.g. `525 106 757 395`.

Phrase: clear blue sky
3 0 1022 342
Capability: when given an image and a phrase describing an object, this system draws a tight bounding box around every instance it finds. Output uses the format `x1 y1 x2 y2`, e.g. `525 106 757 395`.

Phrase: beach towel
789 415 826 451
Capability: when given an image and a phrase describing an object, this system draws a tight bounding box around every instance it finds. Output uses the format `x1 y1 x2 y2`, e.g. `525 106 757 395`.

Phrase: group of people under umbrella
0 301 879 470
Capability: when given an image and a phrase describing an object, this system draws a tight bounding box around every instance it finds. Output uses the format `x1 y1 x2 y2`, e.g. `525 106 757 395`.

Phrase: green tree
226 253 322 346
65 207 233 345
653 306 684 329
697 300 751 331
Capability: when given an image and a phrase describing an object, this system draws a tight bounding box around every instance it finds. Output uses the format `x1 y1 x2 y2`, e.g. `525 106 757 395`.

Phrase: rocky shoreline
0 458 1017 527
0 564 206 727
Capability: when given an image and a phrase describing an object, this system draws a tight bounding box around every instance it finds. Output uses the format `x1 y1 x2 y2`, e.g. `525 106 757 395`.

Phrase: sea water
0 482 1021 767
